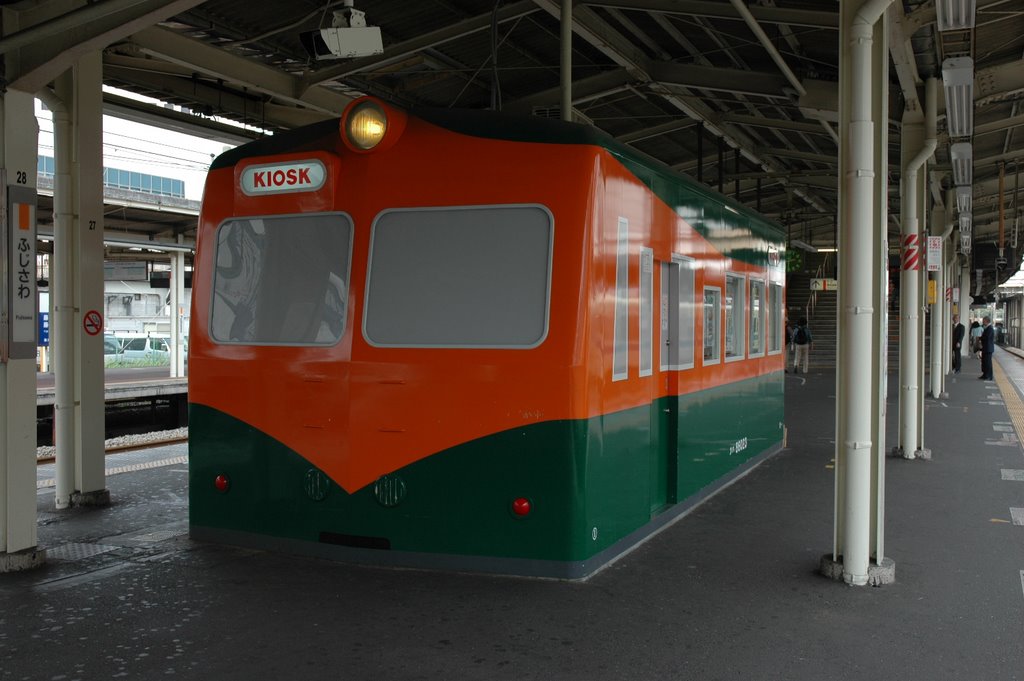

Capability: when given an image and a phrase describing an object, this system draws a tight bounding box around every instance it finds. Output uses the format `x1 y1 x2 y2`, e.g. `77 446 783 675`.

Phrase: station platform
3 352 1024 680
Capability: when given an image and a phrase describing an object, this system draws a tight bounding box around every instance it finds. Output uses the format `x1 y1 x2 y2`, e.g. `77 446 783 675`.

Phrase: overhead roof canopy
4 0 1024 291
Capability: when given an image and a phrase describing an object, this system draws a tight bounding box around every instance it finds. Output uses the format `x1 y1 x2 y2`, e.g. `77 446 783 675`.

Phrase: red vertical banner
901 233 920 271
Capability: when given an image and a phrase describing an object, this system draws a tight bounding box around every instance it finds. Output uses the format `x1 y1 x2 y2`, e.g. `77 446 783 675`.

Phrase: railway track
35 434 189 465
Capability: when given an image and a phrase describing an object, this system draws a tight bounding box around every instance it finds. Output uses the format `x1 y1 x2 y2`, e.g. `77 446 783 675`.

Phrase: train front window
210 214 352 345
363 205 552 348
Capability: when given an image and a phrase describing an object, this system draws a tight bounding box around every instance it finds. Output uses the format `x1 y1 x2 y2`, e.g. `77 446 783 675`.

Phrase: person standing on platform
980 316 995 380
784 320 792 372
792 317 813 374
952 314 965 374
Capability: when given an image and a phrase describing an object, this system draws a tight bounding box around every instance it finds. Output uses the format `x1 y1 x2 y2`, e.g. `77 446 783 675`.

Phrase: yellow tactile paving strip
993 361 1024 438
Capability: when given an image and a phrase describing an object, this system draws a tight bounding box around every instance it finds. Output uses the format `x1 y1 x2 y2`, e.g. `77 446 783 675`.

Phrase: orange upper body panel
190 114 783 492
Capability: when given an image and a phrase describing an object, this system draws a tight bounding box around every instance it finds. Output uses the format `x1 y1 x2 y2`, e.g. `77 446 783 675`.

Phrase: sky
34 86 247 202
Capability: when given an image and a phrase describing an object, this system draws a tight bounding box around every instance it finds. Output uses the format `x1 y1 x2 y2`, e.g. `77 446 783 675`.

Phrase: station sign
927 236 942 272
1 183 38 362
810 278 838 291
240 159 326 196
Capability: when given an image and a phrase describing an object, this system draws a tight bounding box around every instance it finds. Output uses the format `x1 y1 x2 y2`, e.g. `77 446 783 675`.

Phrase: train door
653 258 680 512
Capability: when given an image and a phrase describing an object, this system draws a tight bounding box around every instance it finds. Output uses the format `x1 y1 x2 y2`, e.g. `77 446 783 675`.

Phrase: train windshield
363 205 552 348
210 213 352 345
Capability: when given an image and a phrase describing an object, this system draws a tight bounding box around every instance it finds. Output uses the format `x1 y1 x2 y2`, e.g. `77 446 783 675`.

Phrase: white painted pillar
961 258 971 356
832 0 893 587
897 76 936 459
0 88 45 570
929 204 945 399
170 240 186 378
65 55 107 503
39 86 76 509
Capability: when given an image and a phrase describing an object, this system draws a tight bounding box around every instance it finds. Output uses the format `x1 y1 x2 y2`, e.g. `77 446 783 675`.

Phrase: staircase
786 256 939 372
786 252 836 369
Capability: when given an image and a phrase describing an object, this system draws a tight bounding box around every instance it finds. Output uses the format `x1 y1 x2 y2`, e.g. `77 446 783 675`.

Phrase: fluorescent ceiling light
817 247 838 253
942 57 974 138
790 239 817 253
956 185 972 214
950 142 973 186
959 213 972 233
936 0 976 31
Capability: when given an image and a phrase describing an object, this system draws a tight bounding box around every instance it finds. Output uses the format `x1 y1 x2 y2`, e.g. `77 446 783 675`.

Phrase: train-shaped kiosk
189 96 787 579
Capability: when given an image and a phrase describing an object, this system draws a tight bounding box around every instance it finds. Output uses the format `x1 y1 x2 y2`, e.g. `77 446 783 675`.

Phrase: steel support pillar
895 75 936 460
0 88 46 571
170 236 186 377
930 201 947 399
49 53 108 508
825 0 895 587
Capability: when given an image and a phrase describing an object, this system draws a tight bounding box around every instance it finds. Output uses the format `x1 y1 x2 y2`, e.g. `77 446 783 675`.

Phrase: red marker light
214 475 230 493
511 497 531 517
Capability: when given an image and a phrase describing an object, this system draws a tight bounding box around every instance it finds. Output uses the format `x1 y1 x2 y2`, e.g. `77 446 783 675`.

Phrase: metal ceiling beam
128 26 352 115
579 0 839 29
504 68 633 113
977 112 1024 137
532 0 813 199
646 62 790 98
755 147 836 165
886 3 924 119
103 91 259 145
300 0 540 90
976 58 1024 106
104 60 336 130
720 114 830 135
616 119 700 144
3 0 205 92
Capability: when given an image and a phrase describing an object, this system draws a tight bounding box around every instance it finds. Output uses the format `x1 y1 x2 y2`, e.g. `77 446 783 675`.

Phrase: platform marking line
1011 508 1024 526
1020 571 1024 601
985 432 1019 447
993 362 1024 448
36 455 188 489
1001 469 1024 481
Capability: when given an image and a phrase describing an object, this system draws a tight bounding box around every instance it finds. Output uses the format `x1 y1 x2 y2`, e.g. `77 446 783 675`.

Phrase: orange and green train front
188 97 786 579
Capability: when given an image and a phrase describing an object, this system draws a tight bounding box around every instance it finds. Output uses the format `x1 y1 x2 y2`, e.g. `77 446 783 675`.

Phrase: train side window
612 217 629 380
749 279 765 357
660 261 677 371
364 205 552 348
210 213 353 345
675 256 696 370
724 273 745 361
703 287 721 365
768 282 783 353
639 248 653 378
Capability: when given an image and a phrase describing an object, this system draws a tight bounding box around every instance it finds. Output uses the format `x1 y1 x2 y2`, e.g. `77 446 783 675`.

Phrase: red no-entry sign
83 309 103 336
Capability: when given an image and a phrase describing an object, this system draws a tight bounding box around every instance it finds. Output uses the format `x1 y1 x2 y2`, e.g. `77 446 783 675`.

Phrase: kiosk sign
240 160 326 196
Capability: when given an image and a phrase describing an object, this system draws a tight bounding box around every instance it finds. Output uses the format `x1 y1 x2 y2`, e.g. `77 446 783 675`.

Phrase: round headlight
346 101 388 150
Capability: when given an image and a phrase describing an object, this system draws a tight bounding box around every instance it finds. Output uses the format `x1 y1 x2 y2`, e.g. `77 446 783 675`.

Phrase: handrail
805 253 834 321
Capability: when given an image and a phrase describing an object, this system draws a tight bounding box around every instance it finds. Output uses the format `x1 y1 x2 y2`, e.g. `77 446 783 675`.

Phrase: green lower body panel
189 373 783 578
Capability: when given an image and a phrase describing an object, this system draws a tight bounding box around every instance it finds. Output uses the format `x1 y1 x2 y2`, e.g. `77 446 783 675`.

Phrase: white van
119 335 170 363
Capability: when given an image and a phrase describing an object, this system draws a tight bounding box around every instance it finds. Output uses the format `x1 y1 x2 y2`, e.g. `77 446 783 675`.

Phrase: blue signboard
38 311 49 347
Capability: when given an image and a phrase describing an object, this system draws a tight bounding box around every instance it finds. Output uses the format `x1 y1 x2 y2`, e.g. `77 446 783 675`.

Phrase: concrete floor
3 350 1023 680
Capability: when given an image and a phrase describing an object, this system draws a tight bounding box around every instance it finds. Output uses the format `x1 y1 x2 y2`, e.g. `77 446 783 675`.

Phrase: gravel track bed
36 427 188 460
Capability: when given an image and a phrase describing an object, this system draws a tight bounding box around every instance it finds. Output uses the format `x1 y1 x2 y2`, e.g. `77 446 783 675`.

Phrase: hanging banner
6 183 37 360
926 236 942 272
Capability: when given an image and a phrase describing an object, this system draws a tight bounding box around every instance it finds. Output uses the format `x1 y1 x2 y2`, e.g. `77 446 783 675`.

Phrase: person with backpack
792 317 813 374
